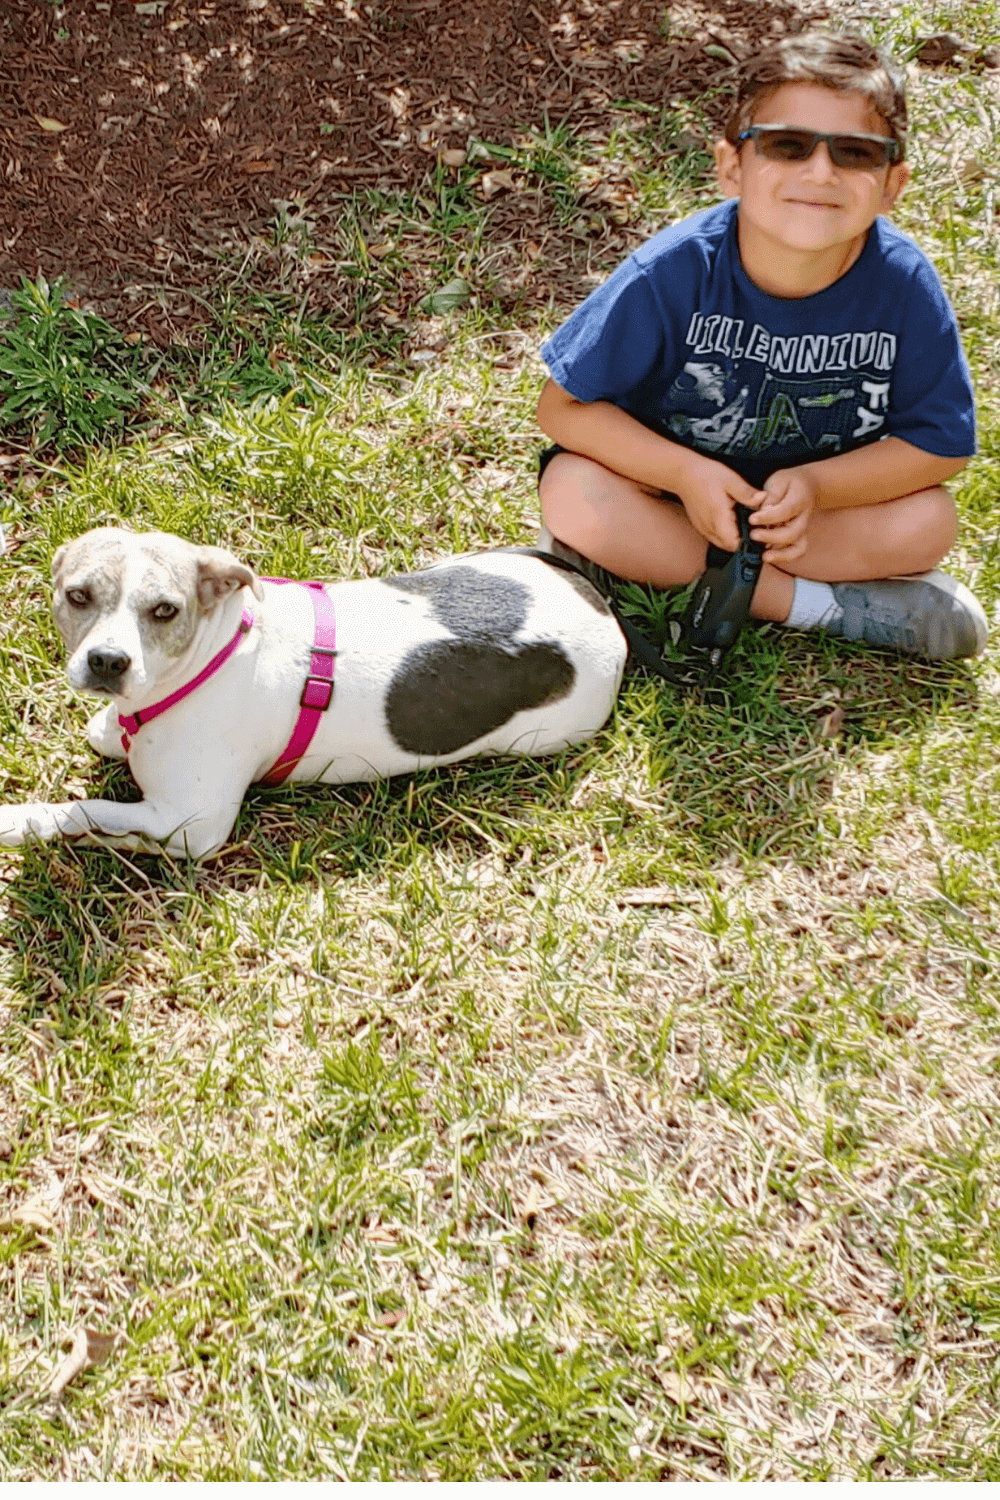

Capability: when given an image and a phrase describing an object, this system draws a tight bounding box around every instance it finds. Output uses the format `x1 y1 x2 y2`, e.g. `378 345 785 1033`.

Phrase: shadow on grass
233 628 981 874
0 631 980 1023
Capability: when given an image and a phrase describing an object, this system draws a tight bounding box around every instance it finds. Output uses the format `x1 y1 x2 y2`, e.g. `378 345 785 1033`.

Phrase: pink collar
117 581 337 786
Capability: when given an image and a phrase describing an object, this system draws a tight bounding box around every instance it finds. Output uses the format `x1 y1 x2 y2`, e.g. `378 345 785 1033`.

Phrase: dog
0 528 626 858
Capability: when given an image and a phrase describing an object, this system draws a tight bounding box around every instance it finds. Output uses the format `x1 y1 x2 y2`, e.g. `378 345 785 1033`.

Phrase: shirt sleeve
540 260 671 405
888 258 976 457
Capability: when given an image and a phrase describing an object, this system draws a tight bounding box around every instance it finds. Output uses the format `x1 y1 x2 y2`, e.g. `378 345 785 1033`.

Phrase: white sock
786 578 843 631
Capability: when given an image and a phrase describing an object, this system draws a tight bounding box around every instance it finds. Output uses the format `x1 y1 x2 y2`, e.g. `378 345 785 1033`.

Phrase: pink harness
117 579 337 785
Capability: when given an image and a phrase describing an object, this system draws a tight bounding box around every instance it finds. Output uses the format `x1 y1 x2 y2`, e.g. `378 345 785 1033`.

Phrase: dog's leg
86 703 129 759
0 793 244 860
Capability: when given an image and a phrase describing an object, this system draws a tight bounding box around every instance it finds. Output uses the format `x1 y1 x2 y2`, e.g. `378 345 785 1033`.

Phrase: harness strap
258 579 337 786
119 606 254 754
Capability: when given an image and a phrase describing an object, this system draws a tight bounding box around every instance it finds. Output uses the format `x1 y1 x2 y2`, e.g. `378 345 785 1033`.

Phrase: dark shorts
537 443 681 505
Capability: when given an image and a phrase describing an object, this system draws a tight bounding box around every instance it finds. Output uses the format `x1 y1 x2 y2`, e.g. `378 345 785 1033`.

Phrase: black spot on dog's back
385 639 576 756
385 566 529 641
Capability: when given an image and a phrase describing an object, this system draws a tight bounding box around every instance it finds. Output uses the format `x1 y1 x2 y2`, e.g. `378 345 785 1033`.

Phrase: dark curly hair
724 32 907 159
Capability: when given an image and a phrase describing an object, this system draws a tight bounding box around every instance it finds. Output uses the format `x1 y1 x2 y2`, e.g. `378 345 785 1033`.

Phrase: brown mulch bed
2 0 823 342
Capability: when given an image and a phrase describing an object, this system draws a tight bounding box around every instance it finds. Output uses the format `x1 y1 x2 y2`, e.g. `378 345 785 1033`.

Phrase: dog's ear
196 545 265 609
51 543 68 585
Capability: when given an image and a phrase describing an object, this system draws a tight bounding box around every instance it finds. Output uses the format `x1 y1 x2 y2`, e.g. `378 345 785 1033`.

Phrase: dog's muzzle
86 646 131 689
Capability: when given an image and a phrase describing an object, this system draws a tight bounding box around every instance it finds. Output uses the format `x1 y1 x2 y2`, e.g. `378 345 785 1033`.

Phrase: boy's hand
749 467 818 563
679 454 768 553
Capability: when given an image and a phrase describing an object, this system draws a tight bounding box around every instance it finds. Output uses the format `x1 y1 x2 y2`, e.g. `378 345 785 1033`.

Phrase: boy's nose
801 142 838 181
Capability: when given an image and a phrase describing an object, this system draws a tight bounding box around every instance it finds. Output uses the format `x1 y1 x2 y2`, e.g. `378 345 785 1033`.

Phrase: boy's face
715 83 910 261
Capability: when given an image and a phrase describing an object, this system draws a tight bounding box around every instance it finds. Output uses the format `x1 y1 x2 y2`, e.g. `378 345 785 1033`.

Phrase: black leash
504 546 693 688
506 506 765 691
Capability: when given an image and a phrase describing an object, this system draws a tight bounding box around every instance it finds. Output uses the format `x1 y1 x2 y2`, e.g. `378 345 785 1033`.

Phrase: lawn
1 0 1000 1480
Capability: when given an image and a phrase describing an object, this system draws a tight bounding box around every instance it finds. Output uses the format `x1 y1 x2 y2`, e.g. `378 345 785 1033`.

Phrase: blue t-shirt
541 199 975 489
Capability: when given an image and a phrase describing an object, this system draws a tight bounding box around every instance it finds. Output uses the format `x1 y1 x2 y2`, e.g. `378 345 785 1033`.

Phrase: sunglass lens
829 136 890 169
758 129 814 161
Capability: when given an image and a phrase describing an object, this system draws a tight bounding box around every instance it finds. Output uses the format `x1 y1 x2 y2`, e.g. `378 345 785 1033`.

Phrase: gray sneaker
536 526 622 600
830 570 988 660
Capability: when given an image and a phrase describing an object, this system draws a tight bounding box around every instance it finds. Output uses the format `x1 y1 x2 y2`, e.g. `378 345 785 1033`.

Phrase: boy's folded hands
747 467 819 563
678 455 817 564
676 450 769 554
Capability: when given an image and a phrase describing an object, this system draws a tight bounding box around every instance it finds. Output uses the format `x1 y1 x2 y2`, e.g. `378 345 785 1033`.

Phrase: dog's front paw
0 803 64 847
86 703 127 758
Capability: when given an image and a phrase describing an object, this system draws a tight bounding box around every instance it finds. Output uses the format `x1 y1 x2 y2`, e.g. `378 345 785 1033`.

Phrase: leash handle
681 504 764 671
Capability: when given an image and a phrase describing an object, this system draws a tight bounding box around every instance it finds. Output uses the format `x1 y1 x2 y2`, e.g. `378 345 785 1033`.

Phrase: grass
2 0 1000 1479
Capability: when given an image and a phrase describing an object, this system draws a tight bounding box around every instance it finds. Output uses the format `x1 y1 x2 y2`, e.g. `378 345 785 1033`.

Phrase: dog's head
52 527 264 703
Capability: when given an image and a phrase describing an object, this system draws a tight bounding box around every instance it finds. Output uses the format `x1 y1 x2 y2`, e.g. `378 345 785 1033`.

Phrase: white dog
0 528 626 858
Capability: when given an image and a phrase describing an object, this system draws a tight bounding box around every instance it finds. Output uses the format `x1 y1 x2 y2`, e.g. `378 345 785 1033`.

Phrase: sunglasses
737 125 901 171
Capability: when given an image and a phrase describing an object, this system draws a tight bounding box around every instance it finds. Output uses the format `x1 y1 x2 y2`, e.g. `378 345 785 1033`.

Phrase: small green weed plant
0 276 150 451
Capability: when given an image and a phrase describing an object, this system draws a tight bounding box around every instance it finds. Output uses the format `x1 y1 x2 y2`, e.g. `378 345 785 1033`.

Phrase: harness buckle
300 675 334 711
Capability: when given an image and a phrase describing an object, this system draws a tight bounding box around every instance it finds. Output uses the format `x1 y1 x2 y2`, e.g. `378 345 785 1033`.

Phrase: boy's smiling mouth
783 195 843 208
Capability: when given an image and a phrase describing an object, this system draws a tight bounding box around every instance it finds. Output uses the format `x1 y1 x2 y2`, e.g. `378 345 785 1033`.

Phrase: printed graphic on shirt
662 312 898 469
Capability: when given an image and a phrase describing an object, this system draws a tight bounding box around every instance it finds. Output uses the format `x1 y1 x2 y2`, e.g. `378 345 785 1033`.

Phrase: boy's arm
537 378 764 552
753 440 970 562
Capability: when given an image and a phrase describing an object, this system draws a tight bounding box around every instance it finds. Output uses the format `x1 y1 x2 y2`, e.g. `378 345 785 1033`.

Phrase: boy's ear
880 158 910 213
715 137 742 198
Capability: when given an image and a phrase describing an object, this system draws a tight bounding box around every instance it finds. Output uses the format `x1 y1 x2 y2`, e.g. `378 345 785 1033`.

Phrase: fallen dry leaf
425 277 470 315
362 1224 398 1244
441 148 466 167
373 1307 406 1328
34 115 69 133
479 169 516 200
243 160 274 175
49 1327 117 1398
659 1369 693 1404
1 1199 57 1234
821 705 845 739
617 887 682 907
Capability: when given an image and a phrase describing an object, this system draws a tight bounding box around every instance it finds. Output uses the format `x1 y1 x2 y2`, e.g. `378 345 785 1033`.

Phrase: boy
537 32 987 660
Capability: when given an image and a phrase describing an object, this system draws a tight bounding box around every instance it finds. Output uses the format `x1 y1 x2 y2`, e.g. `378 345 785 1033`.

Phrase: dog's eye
152 601 180 621
65 588 92 608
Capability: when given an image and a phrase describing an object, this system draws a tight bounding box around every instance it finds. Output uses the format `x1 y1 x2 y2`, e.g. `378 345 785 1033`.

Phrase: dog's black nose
87 647 131 682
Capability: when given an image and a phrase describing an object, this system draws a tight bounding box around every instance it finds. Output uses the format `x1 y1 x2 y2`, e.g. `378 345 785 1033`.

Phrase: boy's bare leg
539 452 958 623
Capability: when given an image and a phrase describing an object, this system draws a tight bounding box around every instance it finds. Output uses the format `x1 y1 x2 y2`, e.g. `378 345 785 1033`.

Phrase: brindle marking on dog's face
382 563 576 755
52 529 257 702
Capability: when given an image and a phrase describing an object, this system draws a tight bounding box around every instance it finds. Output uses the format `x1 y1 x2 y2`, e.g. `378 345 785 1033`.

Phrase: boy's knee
539 454 613 551
909 486 958 571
